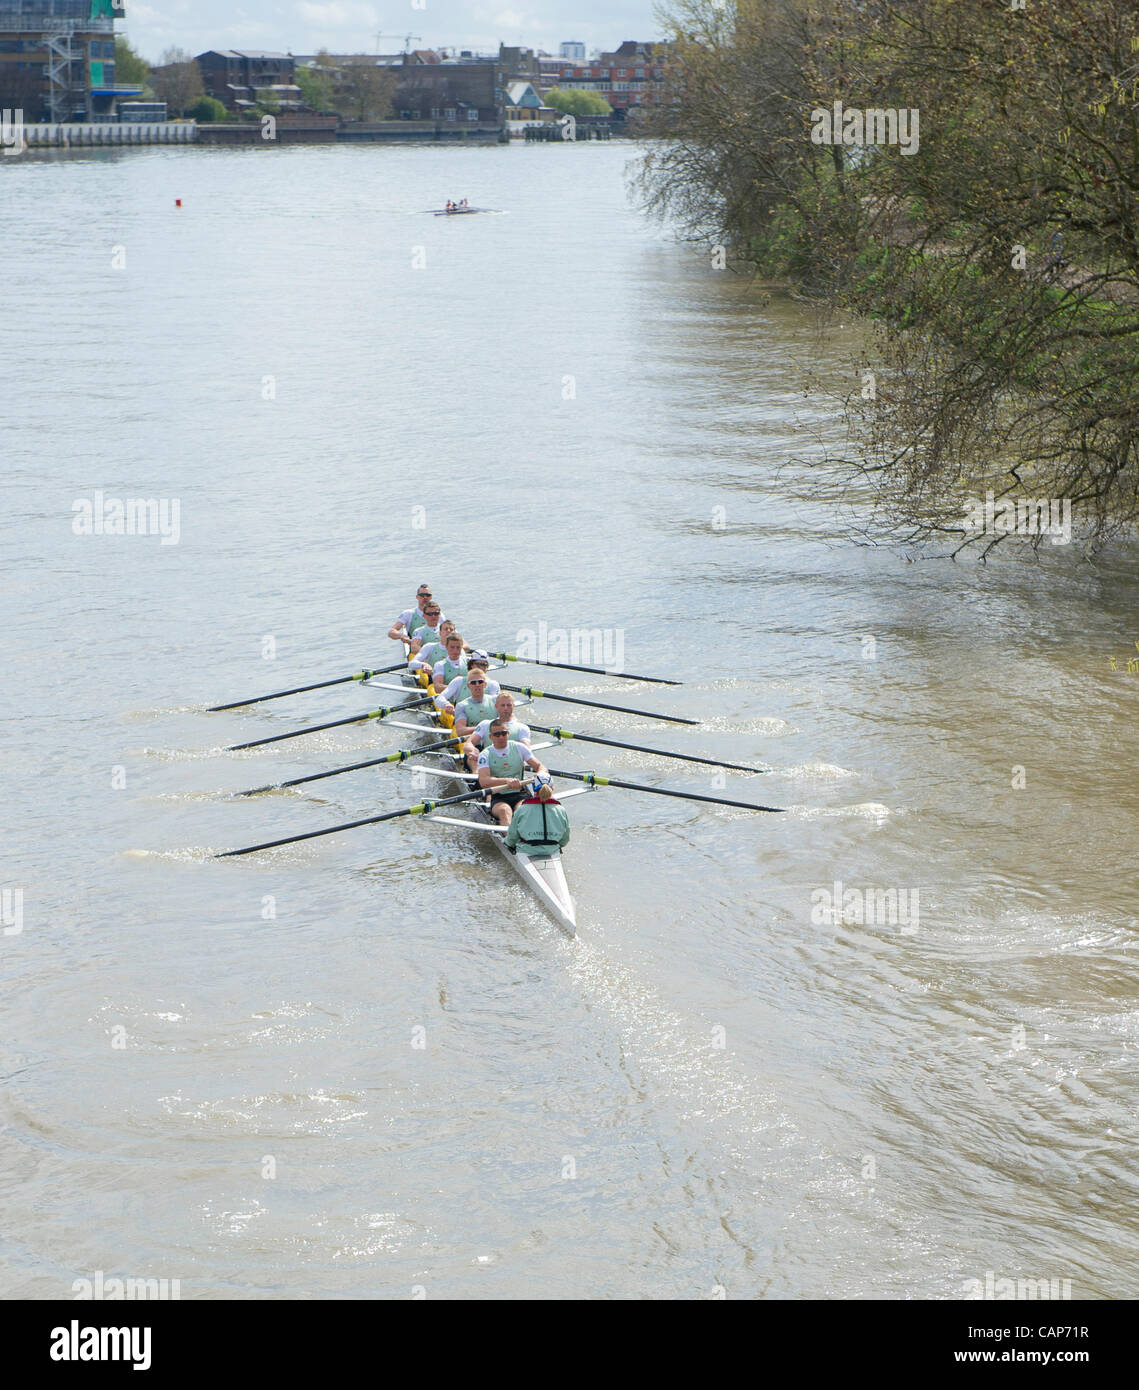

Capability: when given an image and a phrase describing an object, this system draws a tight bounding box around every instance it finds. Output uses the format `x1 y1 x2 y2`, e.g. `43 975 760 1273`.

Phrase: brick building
541 40 670 122
391 54 501 124
196 50 301 113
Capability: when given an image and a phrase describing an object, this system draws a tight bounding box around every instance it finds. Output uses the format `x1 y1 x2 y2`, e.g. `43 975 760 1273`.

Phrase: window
617 68 626 78
430 107 439 119
444 107 455 120
467 108 478 122
635 69 645 78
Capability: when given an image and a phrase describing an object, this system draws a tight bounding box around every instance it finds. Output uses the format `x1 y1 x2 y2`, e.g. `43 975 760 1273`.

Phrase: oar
548 768 784 813
502 684 698 726
486 651 680 685
235 735 463 795
215 789 486 858
208 663 407 712
226 697 436 751
532 725 765 774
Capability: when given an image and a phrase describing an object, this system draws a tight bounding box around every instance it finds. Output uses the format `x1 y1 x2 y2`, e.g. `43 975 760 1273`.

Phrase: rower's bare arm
525 757 548 776
388 624 408 641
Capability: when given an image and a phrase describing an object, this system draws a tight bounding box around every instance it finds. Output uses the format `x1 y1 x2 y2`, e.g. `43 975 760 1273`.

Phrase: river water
2 140 1137 1301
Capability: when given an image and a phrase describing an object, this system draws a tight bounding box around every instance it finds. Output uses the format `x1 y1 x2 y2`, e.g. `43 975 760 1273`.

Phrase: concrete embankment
19 122 197 149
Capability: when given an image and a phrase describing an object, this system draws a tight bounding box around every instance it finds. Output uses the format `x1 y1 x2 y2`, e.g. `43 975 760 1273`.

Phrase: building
544 40 670 122
391 54 501 124
0 0 141 123
559 41 586 62
196 50 301 113
503 80 555 129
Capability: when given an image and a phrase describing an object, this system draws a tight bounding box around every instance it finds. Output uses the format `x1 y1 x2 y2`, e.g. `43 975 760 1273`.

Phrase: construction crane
374 32 423 55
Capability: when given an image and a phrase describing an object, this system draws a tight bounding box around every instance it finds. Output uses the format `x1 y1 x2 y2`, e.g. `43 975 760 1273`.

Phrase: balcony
0 16 114 32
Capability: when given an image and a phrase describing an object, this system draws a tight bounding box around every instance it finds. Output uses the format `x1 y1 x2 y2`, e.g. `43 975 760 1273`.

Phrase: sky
122 1 664 63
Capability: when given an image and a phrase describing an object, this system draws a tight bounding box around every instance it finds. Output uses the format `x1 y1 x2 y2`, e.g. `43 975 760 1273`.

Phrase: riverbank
3 117 633 155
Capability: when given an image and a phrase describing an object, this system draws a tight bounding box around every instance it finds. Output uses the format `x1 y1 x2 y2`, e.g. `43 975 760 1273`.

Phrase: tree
114 36 149 87
295 53 334 113
545 88 612 117
337 58 395 122
641 0 1139 553
151 48 205 118
189 96 227 123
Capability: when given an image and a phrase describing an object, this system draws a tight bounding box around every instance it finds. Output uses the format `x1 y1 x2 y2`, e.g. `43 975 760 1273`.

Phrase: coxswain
477 722 548 827
505 774 570 859
388 585 439 645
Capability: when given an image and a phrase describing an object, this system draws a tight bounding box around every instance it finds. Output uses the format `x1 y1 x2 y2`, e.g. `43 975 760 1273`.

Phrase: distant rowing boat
430 207 490 215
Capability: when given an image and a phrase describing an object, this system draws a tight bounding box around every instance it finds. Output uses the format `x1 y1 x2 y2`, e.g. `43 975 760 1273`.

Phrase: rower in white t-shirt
436 651 500 711
388 584 437 645
477 721 548 827
470 693 531 761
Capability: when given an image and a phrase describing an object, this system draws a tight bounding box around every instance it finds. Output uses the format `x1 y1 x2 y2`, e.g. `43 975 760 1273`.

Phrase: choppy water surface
1 141 1137 1299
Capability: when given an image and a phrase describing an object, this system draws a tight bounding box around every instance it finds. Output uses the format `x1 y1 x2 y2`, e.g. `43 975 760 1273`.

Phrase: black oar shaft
533 725 764 773
237 736 461 795
547 768 783 813
503 685 698 726
227 697 434 751
215 789 484 858
208 662 405 712
488 652 680 685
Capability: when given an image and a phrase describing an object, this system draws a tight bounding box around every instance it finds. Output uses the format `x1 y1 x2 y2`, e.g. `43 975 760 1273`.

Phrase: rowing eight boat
394 668 581 936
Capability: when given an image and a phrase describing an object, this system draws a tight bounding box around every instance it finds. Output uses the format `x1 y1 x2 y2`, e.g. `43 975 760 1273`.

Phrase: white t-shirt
473 718 531 747
440 675 501 706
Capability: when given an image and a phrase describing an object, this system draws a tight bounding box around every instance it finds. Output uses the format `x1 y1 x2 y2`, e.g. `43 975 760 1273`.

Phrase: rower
408 621 459 680
427 629 470 693
477 721 548 827
388 585 440 645
407 601 445 655
505 774 570 859
468 692 531 769
436 651 500 712
450 670 500 757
